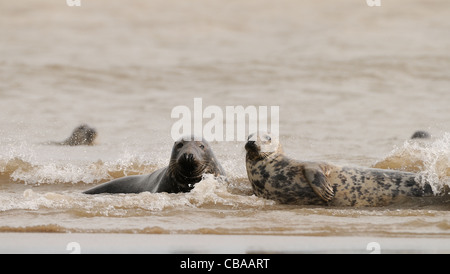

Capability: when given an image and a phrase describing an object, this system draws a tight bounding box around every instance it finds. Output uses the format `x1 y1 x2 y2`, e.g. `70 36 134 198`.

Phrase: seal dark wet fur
411 130 431 139
50 124 98 146
245 133 436 207
84 136 225 194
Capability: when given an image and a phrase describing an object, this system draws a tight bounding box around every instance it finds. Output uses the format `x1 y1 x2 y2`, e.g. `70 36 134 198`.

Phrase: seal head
168 136 225 192
245 132 282 161
411 130 431 140
62 124 97 146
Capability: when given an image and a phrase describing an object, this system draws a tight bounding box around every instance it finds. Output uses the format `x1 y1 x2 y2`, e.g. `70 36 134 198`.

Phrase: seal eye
199 144 205 150
176 143 184 149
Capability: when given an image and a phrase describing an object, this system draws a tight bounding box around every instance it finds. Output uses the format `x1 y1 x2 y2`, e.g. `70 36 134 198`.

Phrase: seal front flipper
303 164 334 202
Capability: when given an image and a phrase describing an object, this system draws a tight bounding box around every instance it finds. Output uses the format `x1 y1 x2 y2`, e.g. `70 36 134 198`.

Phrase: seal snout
184 153 194 161
182 152 195 165
245 140 258 153
178 151 200 172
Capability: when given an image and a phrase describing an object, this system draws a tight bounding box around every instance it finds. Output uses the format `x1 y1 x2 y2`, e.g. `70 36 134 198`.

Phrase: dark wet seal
245 132 440 207
83 136 226 194
411 130 431 140
62 124 98 146
48 124 98 146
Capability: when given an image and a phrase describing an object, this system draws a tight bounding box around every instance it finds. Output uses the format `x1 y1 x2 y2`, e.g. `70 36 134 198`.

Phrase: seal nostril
184 153 194 162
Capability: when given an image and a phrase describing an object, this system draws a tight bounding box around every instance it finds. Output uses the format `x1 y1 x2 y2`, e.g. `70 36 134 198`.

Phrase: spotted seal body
245 133 434 207
84 136 225 194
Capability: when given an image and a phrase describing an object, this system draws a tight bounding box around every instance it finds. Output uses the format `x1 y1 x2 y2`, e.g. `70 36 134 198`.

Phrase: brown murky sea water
0 0 449 253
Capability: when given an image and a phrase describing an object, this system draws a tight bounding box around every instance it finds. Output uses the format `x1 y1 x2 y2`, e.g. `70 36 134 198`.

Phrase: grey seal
411 130 431 140
245 133 435 207
84 136 225 194
50 124 98 146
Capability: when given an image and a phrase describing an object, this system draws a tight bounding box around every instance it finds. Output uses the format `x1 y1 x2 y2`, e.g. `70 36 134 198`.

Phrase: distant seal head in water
411 130 431 140
84 136 226 194
50 124 98 146
245 132 435 207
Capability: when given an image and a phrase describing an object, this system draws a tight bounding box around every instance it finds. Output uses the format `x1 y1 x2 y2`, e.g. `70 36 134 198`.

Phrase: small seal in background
411 130 431 140
48 124 98 146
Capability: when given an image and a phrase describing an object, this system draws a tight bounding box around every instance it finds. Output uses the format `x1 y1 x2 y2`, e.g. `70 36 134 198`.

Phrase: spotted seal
84 136 225 194
50 124 98 146
245 133 435 207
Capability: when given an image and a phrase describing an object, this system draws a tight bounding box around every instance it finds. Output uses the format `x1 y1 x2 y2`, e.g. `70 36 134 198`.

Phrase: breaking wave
0 156 159 185
373 133 450 195
0 175 272 216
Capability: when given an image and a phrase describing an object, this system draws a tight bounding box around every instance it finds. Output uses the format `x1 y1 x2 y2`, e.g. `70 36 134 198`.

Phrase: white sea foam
414 133 450 194
0 176 273 216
